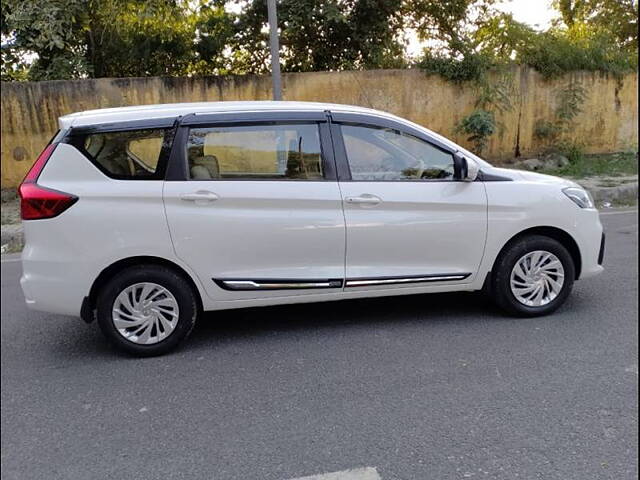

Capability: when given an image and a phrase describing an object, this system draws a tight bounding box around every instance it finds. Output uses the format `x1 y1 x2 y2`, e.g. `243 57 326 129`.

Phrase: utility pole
266 0 282 100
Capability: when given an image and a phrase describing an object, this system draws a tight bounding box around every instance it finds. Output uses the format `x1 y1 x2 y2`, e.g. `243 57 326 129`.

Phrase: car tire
96 265 198 356
491 235 575 316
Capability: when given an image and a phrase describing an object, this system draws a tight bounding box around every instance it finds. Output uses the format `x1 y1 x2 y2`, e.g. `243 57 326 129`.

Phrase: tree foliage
553 0 638 49
1 0 236 80
419 1 637 82
1 0 89 80
409 0 496 55
1 0 638 82
85 0 197 78
233 0 407 74
519 27 637 78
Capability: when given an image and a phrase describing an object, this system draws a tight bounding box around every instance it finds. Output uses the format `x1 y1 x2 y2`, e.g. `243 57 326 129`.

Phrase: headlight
563 187 594 208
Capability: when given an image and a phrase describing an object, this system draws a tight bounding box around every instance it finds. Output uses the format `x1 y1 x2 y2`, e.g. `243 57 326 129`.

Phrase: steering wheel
413 158 425 179
381 156 425 179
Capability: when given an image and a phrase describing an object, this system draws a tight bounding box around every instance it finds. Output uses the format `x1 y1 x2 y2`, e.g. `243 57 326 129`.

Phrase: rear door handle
345 194 382 205
180 191 219 203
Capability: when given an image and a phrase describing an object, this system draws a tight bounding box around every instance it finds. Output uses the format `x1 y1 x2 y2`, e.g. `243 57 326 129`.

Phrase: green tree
408 0 496 55
84 0 196 78
231 0 407 74
553 0 638 50
1 0 235 80
191 2 236 75
472 8 637 79
518 26 637 78
2 0 637 82
474 13 537 61
411 0 499 82
2 0 89 80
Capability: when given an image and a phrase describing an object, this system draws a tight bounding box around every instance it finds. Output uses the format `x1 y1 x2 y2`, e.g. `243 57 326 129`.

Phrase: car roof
58 101 388 129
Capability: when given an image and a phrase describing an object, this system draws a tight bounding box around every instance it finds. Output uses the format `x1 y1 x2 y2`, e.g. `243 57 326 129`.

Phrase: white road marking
287 467 381 480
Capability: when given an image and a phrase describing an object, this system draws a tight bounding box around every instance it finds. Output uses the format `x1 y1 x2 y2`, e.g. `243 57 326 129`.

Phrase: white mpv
19 102 605 356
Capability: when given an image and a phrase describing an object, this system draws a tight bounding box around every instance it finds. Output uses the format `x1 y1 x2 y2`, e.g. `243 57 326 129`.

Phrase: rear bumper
20 245 90 317
80 296 95 323
20 268 86 317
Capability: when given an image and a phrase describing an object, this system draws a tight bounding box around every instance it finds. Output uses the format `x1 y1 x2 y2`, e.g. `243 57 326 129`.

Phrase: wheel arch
491 226 582 281
85 256 205 321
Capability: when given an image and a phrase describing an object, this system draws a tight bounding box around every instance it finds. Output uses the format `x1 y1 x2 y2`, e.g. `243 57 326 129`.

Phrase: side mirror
453 153 479 182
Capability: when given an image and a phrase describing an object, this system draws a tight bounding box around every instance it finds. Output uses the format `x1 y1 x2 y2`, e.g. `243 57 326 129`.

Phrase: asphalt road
1 211 637 480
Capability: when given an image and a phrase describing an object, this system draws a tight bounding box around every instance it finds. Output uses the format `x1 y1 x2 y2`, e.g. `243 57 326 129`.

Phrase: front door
163 114 346 301
331 114 488 290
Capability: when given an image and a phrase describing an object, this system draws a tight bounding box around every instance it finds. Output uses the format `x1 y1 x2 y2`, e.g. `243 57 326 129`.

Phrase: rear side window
185 124 324 180
71 128 171 180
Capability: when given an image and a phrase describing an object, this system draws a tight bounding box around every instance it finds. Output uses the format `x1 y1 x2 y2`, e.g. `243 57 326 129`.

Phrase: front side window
186 124 324 180
341 124 455 181
80 128 169 179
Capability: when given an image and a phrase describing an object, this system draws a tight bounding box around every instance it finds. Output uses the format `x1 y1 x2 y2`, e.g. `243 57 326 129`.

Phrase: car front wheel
491 235 575 316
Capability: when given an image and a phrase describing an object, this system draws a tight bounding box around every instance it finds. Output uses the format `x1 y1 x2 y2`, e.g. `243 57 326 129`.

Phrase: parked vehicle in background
19 102 605 356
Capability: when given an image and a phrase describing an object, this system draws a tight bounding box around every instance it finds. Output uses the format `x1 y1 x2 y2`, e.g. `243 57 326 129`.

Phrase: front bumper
574 209 605 280
598 232 606 265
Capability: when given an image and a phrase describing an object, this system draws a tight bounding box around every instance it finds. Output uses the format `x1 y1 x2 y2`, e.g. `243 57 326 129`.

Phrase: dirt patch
1 198 20 225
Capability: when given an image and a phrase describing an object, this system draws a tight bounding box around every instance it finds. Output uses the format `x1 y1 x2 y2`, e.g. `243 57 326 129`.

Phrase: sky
496 0 559 30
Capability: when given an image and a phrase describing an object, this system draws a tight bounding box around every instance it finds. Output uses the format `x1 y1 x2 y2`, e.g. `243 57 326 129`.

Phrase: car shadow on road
41 291 512 361
186 290 508 350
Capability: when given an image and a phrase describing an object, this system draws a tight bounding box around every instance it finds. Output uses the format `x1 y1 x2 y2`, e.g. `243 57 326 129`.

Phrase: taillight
19 144 78 220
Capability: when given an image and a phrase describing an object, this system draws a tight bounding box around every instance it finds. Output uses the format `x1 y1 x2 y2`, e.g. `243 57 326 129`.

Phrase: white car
19 101 604 356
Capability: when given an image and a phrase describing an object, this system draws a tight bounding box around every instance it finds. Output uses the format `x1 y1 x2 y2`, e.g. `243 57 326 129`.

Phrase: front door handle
345 194 382 205
180 191 219 204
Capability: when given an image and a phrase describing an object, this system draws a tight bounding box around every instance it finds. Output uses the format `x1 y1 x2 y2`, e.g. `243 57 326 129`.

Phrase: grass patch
540 152 638 178
1 243 23 254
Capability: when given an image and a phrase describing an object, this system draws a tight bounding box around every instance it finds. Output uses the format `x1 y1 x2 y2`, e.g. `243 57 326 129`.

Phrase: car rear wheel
492 235 575 316
96 265 198 356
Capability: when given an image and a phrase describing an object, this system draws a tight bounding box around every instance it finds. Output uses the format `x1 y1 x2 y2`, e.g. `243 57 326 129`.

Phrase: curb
584 182 639 206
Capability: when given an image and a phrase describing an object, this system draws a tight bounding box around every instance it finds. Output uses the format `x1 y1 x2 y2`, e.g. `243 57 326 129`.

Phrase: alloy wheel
510 250 565 307
112 282 179 344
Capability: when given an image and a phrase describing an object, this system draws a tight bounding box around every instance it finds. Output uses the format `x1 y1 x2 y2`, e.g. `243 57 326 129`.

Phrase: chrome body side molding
215 279 343 291
214 274 470 291
345 273 471 287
